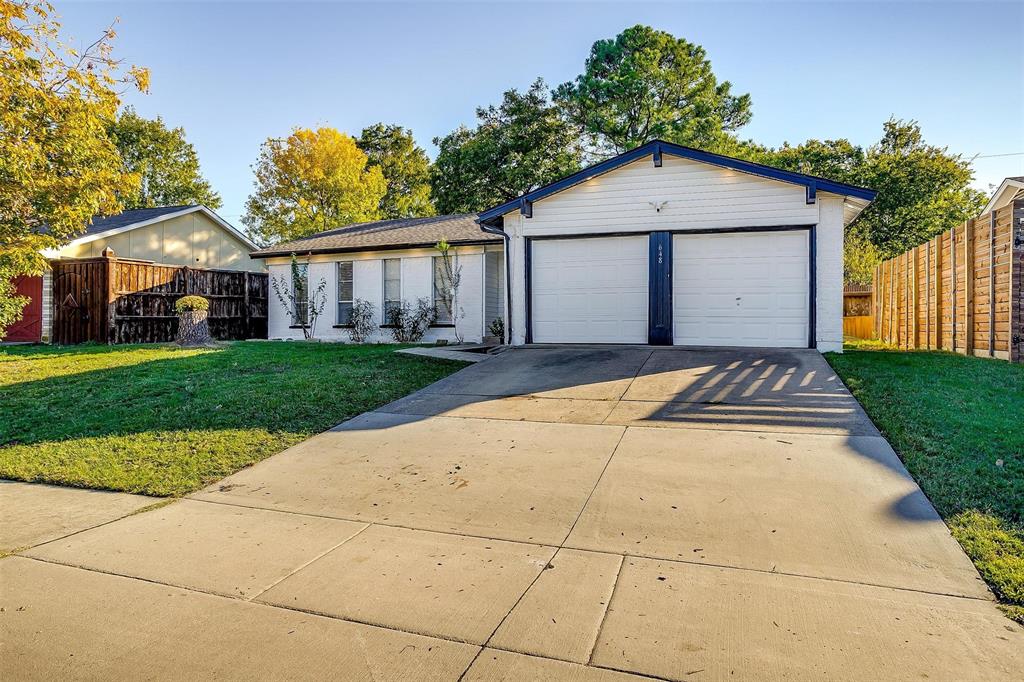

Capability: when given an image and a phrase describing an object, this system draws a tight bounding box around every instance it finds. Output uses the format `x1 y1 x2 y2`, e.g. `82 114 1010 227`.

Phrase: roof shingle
251 214 497 258
83 205 197 237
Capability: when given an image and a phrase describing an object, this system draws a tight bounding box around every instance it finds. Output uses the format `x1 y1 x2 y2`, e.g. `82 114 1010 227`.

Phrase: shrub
348 299 376 343
175 295 209 313
488 316 504 340
386 298 436 342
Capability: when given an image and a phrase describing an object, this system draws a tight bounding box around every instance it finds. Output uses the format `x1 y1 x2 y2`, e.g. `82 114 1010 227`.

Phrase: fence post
888 258 896 345
934 235 942 350
243 273 252 339
989 211 997 357
965 219 975 355
946 227 954 352
103 247 117 344
917 244 925 346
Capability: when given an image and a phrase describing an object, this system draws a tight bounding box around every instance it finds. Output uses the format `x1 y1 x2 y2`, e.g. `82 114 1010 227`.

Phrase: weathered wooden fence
872 199 1023 362
51 252 267 345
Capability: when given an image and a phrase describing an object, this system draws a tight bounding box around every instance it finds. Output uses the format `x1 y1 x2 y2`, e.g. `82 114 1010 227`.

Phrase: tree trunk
177 310 211 346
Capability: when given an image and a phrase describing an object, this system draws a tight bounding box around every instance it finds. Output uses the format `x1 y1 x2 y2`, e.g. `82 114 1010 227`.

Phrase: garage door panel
673 231 808 348
532 236 648 344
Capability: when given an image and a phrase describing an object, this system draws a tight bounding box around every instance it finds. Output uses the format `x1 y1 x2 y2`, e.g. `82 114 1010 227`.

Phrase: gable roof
982 176 1024 215
250 214 501 258
477 139 878 227
63 205 259 251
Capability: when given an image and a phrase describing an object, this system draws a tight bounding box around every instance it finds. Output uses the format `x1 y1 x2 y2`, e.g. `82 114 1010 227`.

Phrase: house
253 215 505 344
255 140 877 350
4 205 263 343
983 176 1024 215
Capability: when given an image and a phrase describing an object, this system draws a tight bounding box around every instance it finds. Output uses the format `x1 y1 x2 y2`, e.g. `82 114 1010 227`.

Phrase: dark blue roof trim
477 139 877 226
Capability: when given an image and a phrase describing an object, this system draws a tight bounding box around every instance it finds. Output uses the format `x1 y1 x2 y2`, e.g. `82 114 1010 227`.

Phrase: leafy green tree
110 106 221 209
554 25 752 155
432 79 583 214
0 0 147 337
356 123 434 219
762 119 987 263
242 127 386 244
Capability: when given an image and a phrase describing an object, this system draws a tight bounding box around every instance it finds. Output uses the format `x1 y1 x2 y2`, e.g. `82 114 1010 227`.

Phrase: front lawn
0 342 465 497
826 345 1023 622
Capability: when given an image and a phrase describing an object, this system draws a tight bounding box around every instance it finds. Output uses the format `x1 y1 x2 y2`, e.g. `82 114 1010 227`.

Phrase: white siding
266 246 492 344
520 155 818 236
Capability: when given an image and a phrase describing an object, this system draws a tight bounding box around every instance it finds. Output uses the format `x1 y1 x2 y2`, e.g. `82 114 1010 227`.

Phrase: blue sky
57 1 1024 224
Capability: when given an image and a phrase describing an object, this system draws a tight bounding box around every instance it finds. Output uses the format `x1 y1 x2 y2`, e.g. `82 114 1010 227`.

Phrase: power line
970 152 1024 159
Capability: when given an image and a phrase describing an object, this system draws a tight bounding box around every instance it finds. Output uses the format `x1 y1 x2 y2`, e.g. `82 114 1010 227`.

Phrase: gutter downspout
478 220 513 345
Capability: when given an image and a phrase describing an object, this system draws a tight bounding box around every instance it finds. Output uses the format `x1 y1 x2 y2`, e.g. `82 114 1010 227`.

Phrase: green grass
826 345 1023 622
0 342 466 497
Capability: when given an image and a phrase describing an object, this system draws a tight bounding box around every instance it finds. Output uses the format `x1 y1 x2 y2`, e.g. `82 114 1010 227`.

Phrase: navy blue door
648 232 672 345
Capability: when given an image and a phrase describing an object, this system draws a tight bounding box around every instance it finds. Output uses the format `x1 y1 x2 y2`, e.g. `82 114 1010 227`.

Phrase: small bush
175 295 209 313
386 298 436 342
348 299 376 343
488 316 504 339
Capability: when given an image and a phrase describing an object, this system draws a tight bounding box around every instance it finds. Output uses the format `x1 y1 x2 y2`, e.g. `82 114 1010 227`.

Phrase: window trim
336 260 354 326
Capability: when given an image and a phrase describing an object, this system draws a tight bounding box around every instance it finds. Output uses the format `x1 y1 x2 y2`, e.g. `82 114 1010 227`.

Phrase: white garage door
532 236 648 343
673 231 809 347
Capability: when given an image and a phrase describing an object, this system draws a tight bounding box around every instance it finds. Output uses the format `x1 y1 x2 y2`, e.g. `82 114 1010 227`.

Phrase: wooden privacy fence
872 199 1023 362
51 251 268 345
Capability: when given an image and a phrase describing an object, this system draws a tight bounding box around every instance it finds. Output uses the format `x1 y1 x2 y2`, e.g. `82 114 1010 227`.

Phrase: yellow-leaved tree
0 0 148 336
242 127 387 245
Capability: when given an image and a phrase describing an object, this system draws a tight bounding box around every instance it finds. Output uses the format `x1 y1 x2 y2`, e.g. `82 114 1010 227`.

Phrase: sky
56 0 1024 225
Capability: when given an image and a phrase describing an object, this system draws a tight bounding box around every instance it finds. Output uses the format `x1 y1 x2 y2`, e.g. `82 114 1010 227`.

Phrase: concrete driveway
4 347 1022 680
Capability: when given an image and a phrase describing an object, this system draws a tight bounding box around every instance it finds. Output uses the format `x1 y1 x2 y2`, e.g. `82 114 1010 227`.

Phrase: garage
673 230 810 347
530 235 648 343
479 140 877 351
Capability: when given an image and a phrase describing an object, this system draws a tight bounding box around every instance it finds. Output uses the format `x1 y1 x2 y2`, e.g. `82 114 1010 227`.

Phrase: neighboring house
260 140 876 351
4 205 263 343
252 215 505 344
983 176 1024 215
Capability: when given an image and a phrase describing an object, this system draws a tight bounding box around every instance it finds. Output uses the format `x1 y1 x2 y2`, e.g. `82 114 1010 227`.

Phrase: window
337 261 354 325
383 258 401 322
292 264 309 326
433 256 453 324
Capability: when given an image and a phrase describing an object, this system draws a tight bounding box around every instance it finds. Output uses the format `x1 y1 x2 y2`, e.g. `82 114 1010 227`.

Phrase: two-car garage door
530 231 809 347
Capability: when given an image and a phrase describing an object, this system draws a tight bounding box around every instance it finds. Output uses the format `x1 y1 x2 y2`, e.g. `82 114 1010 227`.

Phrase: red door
4 275 43 342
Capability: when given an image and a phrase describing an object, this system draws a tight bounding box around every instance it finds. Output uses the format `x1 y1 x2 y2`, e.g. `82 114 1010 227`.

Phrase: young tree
761 119 987 262
270 255 327 340
110 106 221 209
431 79 583 214
554 25 752 155
0 0 148 337
242 127 386 245
434 239 464 343
357 123 435 219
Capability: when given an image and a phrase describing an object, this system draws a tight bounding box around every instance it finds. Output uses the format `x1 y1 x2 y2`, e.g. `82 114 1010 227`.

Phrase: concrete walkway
3 347 1022 680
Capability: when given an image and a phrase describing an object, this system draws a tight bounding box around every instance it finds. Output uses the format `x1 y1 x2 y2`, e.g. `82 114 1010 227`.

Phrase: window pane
337 261 353 302
383 258 401 303
337 301 353 325
433 256 452 323
293 266 309 325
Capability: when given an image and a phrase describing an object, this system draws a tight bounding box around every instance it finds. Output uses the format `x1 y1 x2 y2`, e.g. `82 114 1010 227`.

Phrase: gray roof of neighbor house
82 205 198 236
250 214 499 258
